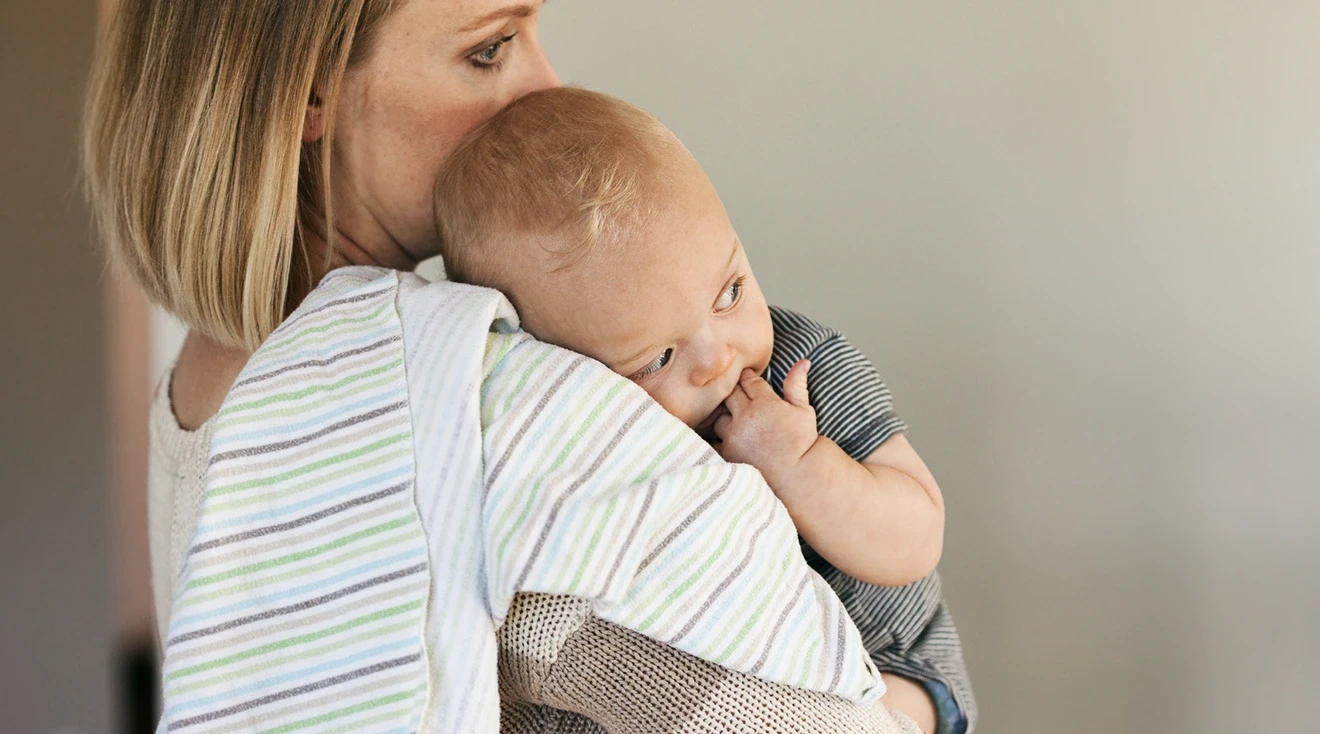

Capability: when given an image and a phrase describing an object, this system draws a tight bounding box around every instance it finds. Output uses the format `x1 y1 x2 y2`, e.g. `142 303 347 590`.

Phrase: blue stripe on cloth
169 547 428 628
164 638 418 718
209 388 408 451
194 465 413 534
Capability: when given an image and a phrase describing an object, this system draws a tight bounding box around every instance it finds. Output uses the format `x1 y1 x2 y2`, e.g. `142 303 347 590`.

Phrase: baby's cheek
644 380 701 428
750 314 776 374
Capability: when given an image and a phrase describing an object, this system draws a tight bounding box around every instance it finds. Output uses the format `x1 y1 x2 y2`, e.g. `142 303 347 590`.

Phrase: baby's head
435 87 772 434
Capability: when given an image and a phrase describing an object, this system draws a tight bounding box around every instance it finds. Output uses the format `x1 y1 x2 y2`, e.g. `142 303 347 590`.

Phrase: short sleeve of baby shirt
764 306 908 462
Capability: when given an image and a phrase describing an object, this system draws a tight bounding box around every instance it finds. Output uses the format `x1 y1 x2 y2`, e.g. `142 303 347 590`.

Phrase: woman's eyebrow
458 2 541 32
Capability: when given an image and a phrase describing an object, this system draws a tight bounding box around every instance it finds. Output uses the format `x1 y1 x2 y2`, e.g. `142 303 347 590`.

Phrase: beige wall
1 0 113 731
96 0 156 658
542 2 1320 733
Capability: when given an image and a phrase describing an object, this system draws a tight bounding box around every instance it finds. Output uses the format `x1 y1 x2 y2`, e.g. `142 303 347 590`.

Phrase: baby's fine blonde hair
82 0 397 350
435 87 688 287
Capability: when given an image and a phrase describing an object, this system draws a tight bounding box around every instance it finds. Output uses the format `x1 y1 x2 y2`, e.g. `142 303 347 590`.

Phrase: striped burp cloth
158 267 882 733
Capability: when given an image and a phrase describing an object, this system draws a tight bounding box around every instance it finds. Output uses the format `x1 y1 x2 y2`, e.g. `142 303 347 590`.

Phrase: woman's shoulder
166 268 395 432
289 265 519 345
169 331 250 431
150 368 216 466
147 368 217 643
392 267 519 334
168 267 516 431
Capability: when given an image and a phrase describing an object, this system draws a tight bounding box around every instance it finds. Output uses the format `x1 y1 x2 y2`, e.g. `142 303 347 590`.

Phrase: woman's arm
478 330 880 693
478 330 921 728
881 673 939 733
498 593 924 734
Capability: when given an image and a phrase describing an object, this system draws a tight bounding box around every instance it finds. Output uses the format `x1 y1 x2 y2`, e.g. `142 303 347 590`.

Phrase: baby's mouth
695 402 730 443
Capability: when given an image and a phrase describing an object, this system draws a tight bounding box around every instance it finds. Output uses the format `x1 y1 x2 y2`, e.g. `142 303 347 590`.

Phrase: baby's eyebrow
723 236 741 272
706 236 742 308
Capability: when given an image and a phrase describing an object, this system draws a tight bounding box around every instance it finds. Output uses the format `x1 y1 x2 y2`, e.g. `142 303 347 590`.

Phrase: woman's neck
290 222 420 311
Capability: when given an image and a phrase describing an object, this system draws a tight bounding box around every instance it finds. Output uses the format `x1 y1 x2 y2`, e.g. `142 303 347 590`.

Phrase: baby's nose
692 344 737 387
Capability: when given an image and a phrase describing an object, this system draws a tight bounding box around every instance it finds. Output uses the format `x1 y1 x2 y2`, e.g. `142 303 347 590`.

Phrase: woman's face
329 0 560 263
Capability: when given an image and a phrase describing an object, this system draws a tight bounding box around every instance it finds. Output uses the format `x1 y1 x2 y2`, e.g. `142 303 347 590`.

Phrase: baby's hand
713 361 818 490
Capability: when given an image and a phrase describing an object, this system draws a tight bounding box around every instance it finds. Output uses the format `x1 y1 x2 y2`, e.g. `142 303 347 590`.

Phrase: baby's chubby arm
714 363 945 587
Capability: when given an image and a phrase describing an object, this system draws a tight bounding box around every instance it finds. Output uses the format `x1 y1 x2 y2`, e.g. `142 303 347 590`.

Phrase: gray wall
1 1 113 732
543 2 1320 733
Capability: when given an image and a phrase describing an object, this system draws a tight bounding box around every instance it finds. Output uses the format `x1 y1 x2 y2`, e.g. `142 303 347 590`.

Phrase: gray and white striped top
765 306 978 734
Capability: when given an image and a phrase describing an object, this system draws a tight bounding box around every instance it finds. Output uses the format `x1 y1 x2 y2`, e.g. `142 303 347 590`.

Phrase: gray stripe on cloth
167 563 426 646
512 401 649 590
599 479 659 593
636 469 736 574
209 401 407 466
233 335 401 389
188 482 411 556
167 653 421 729
486 355 586 490
669 506 775 645
747 573 811 676
275 287 396 335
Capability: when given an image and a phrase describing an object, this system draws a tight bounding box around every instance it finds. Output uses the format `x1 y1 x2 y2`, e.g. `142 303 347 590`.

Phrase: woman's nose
518 39 561 96
691 344 736 388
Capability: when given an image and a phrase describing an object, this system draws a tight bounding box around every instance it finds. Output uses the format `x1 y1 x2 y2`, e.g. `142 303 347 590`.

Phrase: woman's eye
470 34 516 70
715 277 745 312
629 348 673 380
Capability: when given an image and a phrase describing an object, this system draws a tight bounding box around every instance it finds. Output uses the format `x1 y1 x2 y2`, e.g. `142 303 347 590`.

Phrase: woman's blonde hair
83 0 397 350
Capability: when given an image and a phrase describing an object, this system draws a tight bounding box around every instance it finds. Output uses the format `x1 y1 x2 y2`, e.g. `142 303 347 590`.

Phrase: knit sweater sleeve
146 370 217 649
496 594 924 734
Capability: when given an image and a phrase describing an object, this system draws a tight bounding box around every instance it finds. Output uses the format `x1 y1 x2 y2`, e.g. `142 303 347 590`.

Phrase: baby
435 87 951 723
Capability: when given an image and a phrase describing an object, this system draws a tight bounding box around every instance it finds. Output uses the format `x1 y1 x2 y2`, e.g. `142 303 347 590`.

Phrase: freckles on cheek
409 96 506 175
449 95 509 142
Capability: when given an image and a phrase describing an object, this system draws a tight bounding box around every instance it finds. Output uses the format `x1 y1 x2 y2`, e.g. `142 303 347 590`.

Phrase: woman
83 0 968 731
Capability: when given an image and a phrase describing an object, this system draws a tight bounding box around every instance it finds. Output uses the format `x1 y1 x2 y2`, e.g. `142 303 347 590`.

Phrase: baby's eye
715 277 745 312
629 348 673 381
